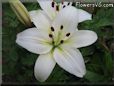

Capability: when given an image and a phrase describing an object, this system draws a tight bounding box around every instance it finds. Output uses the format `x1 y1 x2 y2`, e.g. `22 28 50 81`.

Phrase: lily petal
34 52 56 82
78 9 92 23
16 28 52 54
59 2 72 9
53 47 86 77
64 30 98 48
29 10 51 32
52 6 78 40
37 0 57 20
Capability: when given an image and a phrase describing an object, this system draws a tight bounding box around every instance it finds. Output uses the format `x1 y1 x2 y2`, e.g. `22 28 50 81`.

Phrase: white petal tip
74 70 86 78
34 54 56 82
16 33 20 44
34 73 46 82
91 31 98 43
78 9 92 22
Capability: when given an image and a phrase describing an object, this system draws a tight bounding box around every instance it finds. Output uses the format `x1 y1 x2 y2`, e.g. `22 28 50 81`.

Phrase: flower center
48 25 71 48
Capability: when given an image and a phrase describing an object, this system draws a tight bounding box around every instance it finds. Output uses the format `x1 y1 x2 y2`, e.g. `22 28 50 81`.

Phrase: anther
52 2 55 8
49 34 53 38
60 40 64 44
66 33 70 37
56 5 59 11
67 2 70 5
60 25 63 30
63 5 66 8
72 2 75 6
51 27 54 31
62 1 64 4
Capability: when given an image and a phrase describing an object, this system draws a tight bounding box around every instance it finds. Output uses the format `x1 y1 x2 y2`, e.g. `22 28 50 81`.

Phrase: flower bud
9 0 32 27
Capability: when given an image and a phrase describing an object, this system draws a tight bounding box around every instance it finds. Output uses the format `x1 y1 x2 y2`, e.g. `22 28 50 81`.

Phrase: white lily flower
16 1 98 82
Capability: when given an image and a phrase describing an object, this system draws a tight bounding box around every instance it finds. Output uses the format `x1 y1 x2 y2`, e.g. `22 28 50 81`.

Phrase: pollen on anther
60 40 64 44
56 5 59 11
63 5 66 8
52 2 55 8
49 34 53 38
72 2 75 6
51 27 54 31
60 25 63 30
67 2 70 5
66 33 70 37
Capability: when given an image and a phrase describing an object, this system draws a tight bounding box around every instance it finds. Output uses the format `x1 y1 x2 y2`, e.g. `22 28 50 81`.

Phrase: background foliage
2 2 114 85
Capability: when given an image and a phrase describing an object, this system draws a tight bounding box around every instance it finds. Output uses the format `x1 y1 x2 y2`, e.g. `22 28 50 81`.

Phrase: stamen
60 40 64 44
52 2 55 8
52 41 55 44
67 2 70 5
49 34 53 38
66 33 70 37
72 2 75 6
60 25 63 30
63 5 66 8
56 5 59 11
51 26 54 31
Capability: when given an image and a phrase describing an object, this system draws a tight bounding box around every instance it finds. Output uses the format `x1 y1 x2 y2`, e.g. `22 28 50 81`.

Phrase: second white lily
16 1 98 82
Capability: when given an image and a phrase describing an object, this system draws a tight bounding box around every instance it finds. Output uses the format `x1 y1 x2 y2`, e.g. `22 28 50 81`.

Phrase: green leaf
23 2 40 11
80 45 95 56
21 53 37 66
47 65 68 82
79 8 114 30
9 47 18 62
104 51 113 74
84 70 106 82
93 8 114 27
